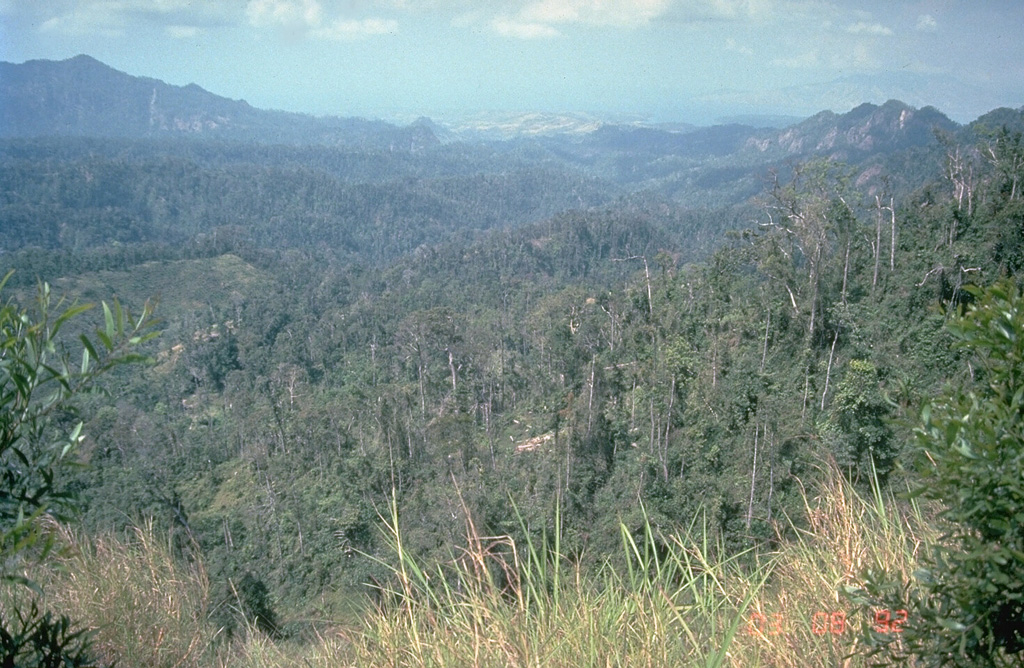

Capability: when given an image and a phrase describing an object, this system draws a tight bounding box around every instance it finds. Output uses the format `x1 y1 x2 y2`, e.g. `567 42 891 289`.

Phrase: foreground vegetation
16 464 928 667
5 273 1019 666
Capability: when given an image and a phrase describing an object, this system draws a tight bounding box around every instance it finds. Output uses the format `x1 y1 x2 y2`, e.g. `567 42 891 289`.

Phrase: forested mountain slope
0 137 615 263
11 135 1018 624
2 56 1023 635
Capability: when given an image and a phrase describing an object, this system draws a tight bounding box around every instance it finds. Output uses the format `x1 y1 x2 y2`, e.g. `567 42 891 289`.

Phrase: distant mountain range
3 54 1023 205
698 71 1012 126
0 55 438 151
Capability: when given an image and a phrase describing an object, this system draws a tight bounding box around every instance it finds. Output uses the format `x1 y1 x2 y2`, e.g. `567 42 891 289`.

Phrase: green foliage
357 493 766 667
0 600 98 668
820 359 895 483
0 270 158 667
2 109 1019 656
855 280 1024 666
212 572 280 641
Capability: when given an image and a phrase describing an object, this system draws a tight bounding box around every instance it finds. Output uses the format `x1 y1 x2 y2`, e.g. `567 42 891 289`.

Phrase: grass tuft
10 462 933 667
39 520 218 667
347 491 767 667
730 464 933 667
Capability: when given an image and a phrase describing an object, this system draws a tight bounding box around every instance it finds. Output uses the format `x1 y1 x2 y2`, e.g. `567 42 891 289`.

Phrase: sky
1 0 1021 125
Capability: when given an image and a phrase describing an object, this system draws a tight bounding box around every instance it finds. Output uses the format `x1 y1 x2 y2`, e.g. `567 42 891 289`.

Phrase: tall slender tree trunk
766 430 774 523
485 384 495 470
889 197 896 272
801 359 811 422
760 309 771 373
447 348 457 393
661 376 675 483
587 357 596 438
746 421 759 529
842 236 851 304
873 196 883 291
416 349 426 417
808 244 822 338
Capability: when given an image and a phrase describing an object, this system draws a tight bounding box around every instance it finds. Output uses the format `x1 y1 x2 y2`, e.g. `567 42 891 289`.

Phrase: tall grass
340 492 765 667
731 465 932 667
345 464 933 667
15 462 932 667
38 520 219 668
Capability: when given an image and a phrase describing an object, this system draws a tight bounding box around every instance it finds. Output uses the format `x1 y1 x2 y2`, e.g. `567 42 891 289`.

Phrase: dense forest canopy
2 57 1024 661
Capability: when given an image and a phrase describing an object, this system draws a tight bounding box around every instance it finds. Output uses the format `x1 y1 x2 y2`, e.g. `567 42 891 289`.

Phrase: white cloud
484 0 674 38
569 0 674 26
520 1 581 24
313 17 398 39
842 41 880 69
492 16 561 39
39 4 127 36
846 21 892 36
245 0 321 28
315 0 769 39
32 1 236 36
245 0 396 39
915 14 937 33
665 0 757 22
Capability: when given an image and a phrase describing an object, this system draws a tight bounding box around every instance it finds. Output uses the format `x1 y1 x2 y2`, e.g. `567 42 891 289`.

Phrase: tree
761 160 852 340
855 280 1024 666
982 126 1023 204
819 359 894 483
1 271 158 667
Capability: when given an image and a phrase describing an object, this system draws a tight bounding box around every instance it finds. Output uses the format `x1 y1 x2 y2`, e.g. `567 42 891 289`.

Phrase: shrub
856 280 1024 666
0 272 157 667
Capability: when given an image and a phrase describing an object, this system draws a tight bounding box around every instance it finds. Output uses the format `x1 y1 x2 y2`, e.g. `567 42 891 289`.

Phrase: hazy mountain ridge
698 71 1013 125
0 55 978 149
0 55 256 137
0 55 438 151
740 100 959 161
440 111 611 140
526 99 983 206
3 54 1022 209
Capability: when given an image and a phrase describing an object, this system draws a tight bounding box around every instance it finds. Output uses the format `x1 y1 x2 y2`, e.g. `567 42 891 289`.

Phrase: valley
2 55 1023 666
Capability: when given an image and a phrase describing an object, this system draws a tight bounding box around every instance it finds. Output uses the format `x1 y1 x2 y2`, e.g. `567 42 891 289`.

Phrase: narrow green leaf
103 301 114 338
79 334 99 362
2 572 44 596
0 269 13 294
96 329 113 351
52 302 93 336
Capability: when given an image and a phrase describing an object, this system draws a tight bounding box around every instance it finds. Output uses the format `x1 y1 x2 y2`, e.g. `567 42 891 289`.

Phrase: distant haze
2 1 1022 125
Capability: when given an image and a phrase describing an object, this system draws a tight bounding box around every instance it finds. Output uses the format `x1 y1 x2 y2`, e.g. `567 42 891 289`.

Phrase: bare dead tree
612 255 653 317
888 195 897 272
983 128 1024 202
